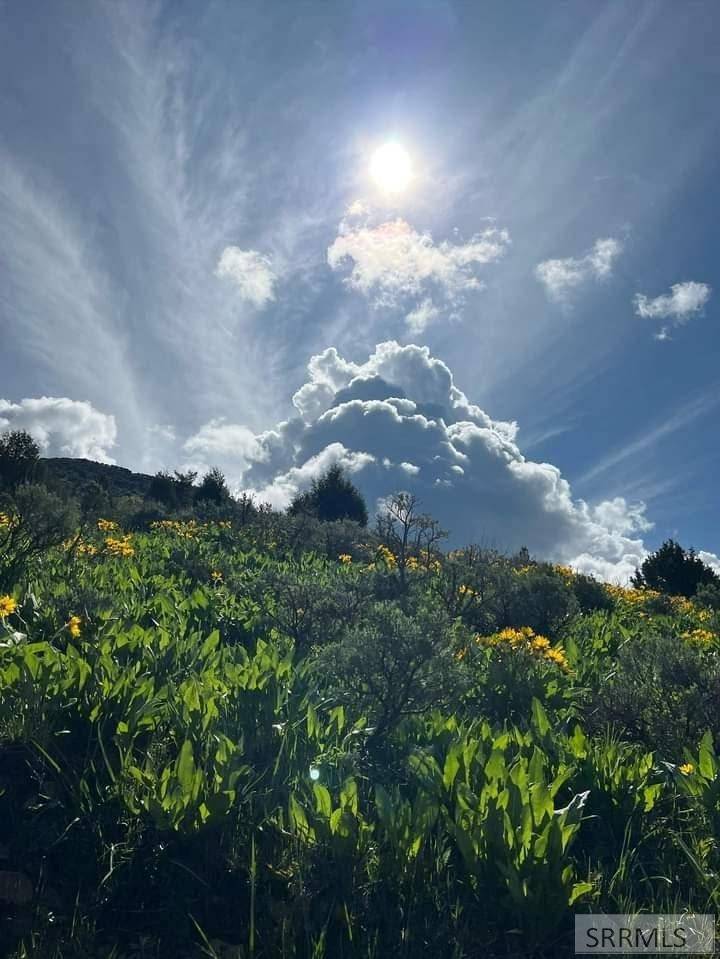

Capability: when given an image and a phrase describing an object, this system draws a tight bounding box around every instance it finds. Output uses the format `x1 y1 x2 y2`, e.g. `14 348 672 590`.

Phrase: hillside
42 457 154 500
1 499 720 957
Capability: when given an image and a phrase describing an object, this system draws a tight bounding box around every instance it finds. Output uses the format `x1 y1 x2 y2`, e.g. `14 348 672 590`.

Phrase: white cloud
181 417 267 484
215 246 277 307
249 443 375 511
634 281 711 340
146 424 176 443
535 237 622 302
327 208 510 331
406 298 440 334
235 341 660 582
0 397 117 463
699 551 720 576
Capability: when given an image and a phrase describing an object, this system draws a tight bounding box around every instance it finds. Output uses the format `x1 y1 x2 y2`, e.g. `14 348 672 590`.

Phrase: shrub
586 627 720 755
506 565 579 637
312 601 464 740
0 484 78 589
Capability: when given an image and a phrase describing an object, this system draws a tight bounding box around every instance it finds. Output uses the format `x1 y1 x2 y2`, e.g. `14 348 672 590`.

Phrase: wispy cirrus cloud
634 281 711 340
327 206 510 333
575 386 720 489
535 237 622 303
215 247 277 308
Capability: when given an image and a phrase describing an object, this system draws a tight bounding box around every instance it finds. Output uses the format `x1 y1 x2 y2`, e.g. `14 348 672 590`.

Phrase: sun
370 142 413 194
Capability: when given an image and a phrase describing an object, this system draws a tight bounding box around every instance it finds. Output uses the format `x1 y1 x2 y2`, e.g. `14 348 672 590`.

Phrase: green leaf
698 731 717 780
443 743 462 791
530 697 550 737
313 783 332 819
569 881 594 905
375 784 395 832
200 630 220 658
176 740 196 796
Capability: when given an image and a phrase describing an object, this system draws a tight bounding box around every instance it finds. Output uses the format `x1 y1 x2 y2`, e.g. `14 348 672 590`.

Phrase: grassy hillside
1 508 720 957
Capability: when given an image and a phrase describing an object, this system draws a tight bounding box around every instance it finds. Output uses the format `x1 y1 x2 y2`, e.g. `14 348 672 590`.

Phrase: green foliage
586 626 720 754
196 467 231 506
312 601 465 740
632 538 719 597
0 430 41 491
0 484 78 589
146 469 181 508
0 514 719 956
290 464 368 526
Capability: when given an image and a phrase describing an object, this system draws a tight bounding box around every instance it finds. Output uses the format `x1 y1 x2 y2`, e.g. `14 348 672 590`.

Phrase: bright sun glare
370 142 413 194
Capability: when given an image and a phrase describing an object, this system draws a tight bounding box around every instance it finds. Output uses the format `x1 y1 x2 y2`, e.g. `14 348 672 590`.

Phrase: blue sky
1 0 718 578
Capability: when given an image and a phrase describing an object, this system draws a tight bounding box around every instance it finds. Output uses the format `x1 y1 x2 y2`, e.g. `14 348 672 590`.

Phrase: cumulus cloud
699 551 720 576
181 417 267 482
327 207 510 332
218 340 663 582
535 238 622 302
634 281 711 340
215 246 277 307
0 397 117 463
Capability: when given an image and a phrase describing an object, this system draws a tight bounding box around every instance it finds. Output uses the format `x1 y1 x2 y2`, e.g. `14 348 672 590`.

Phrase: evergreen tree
632 539 719 597
0 430 40 490
146 471 178 508
289 464 368 526
195 467 230 505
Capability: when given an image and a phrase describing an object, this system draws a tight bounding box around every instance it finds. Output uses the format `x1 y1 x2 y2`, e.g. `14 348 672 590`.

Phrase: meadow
1 495 720 957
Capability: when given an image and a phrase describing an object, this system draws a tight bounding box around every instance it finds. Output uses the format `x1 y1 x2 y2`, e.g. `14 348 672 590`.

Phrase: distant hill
42 457 154 500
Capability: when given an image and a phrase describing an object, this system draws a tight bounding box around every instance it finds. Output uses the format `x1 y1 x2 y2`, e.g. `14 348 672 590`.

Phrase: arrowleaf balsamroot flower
479 625 571 671
97 518 119 532
105 535 135 558
0 595 17 617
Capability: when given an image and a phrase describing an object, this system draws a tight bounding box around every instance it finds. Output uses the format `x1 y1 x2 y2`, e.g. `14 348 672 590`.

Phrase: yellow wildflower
376 545 397 569
681 628 716 644
338 554 352 564
405 556 419 570
211 570 223 582
458 584 476 598
482 625 570 672
678 763 695 776
105 535 135 558
554 565 575 580
543 647 571 672
670 595 694 615
454 646 468 661
0 595 17 617
0 512 13 528
68 615 82 638
97 518 119 532
531 635 551 652
149 519 200 539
